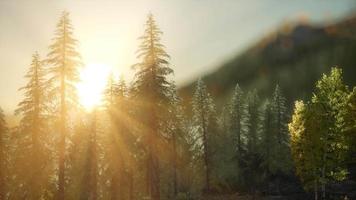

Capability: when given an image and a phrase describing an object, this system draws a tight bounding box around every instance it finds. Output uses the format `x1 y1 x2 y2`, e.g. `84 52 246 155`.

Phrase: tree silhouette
14 52 52 199
46 11 82 200
131 13 173 200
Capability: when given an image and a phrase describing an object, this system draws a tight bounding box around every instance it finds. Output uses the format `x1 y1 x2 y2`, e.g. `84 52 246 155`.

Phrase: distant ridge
180 14 356 109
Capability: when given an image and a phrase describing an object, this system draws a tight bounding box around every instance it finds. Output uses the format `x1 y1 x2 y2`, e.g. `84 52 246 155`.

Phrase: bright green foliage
289 68 351 199
311 68 349 183
289 101 322 194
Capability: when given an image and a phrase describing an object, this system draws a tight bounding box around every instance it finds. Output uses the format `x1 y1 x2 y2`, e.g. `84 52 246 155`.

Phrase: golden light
76 63 113 110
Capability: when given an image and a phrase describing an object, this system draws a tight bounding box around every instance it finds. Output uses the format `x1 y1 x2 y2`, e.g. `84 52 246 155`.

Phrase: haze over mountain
180 13 356 109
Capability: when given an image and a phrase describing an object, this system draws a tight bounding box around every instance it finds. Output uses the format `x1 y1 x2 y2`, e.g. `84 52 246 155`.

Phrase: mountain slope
180 15 356 109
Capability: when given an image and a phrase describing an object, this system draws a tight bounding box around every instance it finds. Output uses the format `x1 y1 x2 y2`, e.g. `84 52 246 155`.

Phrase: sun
76 63 113 110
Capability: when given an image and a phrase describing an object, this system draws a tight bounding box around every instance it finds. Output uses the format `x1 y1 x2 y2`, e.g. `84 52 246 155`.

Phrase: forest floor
200 194 308 200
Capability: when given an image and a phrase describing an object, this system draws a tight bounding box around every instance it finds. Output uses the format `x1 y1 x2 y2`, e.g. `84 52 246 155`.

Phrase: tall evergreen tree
244 89 263 194
269 85 292 193
246 90 260 154
271 85 291 172
14 53 50 199
46 11 82 200
131 13 173 200
165 83 187 197
192 79 217 192
229 84 248 173
260 100 275 183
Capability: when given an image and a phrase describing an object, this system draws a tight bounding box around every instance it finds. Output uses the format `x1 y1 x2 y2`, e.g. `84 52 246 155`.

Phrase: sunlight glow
76 63 113 110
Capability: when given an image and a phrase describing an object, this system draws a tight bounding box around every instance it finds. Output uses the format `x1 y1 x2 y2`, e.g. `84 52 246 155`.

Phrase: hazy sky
0 0 355 113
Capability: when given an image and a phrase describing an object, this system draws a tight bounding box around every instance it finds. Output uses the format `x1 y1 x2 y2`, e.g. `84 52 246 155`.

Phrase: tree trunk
172 131 178 197
58 18 67 200
314 179 318 200
58 73 66 200
90 109 98 200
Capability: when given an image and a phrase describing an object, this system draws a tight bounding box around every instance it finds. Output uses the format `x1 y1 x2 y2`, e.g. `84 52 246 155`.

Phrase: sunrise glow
76 63 113 110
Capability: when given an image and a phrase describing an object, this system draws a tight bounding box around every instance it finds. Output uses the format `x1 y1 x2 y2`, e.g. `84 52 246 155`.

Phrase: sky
0 0 355 114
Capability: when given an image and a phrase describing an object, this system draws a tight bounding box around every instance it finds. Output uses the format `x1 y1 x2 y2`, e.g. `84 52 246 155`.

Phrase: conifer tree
271 85 291 172
46 11 82 199
229 84 248 171
192 79 217 192
246 89 260 154
165 83 187 197
131 13 173 200
15 53 50 199
260 100 275 182
270 85 292 193
244 89 262 193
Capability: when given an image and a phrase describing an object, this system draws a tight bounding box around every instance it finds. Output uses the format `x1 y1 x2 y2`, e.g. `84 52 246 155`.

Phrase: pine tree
0 107 7 199
46 11 82 200
271 85 291 172
192 79 217 192
246 89 260 154
260 100 275 184
14 52 50 199
244 89 263 194
131 13 173 200
229 84 249 173
270 85 292 193
165 83 187 197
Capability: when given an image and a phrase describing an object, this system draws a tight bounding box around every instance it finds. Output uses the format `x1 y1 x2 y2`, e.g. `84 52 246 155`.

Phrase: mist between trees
0 11 355 200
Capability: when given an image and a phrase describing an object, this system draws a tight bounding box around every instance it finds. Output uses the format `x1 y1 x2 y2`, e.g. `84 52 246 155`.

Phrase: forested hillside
180 15 356 108
0 10 355 200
